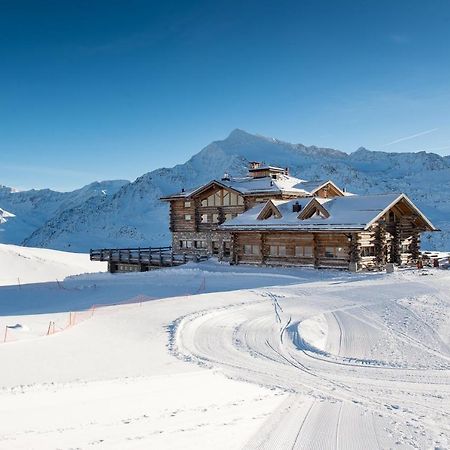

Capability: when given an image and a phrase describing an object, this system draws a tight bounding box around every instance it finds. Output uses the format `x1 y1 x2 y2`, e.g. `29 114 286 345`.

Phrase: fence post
3 326 8 343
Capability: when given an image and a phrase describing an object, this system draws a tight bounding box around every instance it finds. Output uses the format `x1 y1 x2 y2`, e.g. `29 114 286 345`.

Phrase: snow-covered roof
161 175 342 199
220 193 436 232
248 165 286 172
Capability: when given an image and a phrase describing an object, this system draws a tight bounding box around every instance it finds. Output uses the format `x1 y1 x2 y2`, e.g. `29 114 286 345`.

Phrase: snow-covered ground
0 243 106 286
0 245 449 449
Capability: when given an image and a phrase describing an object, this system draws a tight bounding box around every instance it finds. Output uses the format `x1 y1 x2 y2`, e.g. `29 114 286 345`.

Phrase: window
401 244 411 253
223 241 231 257
184 201 191 208
179 240 193 249
184 214 191 221
195 240 207 249
270 245 286 257
223 191 230 206
201 214 208 223
324 246 347 258
212 213 219 223
295 246 313 257
361 246 375 257
203 189 244 207
243 244 260 255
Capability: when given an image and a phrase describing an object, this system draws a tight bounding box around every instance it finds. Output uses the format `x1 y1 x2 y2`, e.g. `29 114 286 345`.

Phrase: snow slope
0 247 449 449
23 129 450 251
0 244 106 286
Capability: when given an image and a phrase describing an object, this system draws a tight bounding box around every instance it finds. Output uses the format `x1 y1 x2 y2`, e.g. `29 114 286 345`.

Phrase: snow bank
298 314 328 352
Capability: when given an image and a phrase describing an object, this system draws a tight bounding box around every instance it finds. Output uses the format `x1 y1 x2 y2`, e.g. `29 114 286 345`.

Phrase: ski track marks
173 277 450 449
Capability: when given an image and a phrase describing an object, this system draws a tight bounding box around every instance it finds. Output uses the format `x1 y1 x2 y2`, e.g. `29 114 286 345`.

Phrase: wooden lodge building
160 162 436 270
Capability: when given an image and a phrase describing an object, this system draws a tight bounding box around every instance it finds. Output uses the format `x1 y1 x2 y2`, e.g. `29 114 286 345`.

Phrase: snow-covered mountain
4 129 450 251
0 180 129 246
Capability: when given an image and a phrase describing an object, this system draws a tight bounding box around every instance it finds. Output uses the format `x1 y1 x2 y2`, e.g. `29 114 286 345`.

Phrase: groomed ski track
173 274 450 449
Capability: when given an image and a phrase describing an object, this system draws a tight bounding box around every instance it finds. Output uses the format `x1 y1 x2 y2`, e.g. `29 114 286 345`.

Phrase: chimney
222 172 230 181
181 188 185 192
292 201 302 212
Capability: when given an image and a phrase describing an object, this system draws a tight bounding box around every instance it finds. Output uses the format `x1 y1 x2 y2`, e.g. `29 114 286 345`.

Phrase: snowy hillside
0 180 129 246
5 129 450 251
0 243 106 286
1 249 449 448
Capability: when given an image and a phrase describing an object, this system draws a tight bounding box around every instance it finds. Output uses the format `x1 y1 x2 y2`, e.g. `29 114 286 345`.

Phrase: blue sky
1 0 450 191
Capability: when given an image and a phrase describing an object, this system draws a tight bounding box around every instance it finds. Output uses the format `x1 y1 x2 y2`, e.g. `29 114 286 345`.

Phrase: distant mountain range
1 129 449 251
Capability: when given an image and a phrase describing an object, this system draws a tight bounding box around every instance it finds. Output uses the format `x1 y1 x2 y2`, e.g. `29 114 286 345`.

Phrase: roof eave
363 193 437 231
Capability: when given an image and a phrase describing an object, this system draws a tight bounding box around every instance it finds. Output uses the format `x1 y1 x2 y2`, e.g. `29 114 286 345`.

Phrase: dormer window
298 199 330 220
257 200 282 220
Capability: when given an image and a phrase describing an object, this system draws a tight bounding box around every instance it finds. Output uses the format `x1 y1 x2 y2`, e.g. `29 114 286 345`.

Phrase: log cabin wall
169 199 197 232
315 233 350 268
232 231 350 269
264 232 315 266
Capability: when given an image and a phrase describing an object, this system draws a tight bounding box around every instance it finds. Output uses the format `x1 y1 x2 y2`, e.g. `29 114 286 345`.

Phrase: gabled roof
160 175 345 200
299 180 345 197
161 175 311 200
220 193 437 232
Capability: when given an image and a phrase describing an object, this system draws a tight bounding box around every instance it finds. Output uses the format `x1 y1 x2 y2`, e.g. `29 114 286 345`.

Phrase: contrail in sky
383 128 438 147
